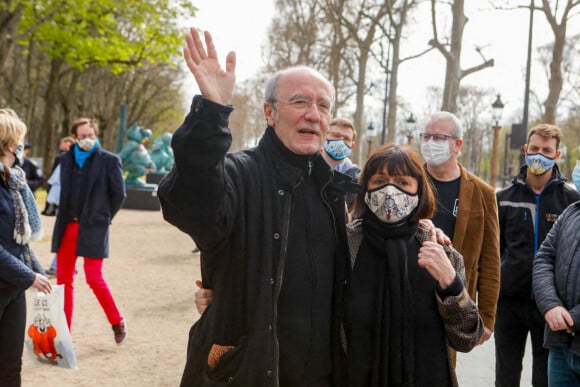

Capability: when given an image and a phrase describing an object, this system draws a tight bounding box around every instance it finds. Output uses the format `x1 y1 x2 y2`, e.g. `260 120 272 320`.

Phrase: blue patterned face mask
323 139 352 160
572 162 580 191
525 153 556 176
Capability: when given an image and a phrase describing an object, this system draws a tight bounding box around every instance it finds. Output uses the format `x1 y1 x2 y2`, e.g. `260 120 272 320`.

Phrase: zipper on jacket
271 189 293 387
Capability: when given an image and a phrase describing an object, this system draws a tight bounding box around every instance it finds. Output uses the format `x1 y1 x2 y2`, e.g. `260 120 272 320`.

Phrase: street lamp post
502 132 510 187
367 122 375 158
405 113 416 144
491 94 505 188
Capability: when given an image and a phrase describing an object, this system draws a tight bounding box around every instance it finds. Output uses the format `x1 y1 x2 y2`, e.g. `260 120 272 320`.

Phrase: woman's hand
194 280 213 315
31 273 52 294
419 219 452 246
418 231 456 288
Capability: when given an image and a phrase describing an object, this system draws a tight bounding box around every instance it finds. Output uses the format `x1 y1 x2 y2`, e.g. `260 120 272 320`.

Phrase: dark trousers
0 290 26 387
495 295 548 387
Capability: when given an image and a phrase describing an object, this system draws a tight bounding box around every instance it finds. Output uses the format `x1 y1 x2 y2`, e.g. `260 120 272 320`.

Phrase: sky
183 1 579 127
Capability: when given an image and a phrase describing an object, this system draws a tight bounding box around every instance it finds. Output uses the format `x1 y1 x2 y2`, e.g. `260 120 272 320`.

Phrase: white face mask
78 137 96 151
365 183 419 224
420 139 451 166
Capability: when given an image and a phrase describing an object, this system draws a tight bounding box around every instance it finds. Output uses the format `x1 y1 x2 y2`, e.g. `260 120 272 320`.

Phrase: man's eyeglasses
419 133 458 142
272 97 333 117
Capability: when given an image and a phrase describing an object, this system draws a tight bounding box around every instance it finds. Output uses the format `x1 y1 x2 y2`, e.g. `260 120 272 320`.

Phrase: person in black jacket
533 200 580 385
495 123 580 387
0 109 52 387
51 118 127 344
158 28 360 386
20 143 44 196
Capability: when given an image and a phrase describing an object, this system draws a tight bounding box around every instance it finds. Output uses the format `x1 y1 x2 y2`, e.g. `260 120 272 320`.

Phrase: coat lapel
453 165 473 253
84 148 102 197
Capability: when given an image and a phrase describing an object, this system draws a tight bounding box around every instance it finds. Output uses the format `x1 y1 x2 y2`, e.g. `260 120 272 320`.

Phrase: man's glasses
272 97 333 117
419 133 458 142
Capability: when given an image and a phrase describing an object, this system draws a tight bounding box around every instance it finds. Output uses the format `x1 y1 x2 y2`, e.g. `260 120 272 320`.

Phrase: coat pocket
205 336 248 383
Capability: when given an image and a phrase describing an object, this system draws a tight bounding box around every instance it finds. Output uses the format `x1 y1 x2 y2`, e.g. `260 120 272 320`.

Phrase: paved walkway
456 335 533 386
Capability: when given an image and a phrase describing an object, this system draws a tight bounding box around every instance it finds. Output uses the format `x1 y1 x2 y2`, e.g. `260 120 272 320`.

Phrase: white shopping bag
25 284 78 369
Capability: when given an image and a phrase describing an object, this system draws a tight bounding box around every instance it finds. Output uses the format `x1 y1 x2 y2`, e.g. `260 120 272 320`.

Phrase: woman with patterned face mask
0 109 52 386
343 143 483 387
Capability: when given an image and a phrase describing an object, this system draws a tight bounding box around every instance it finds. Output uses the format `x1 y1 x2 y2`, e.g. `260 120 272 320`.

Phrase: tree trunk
41 58 65 174
440 0 466 113
542 4 568 124
0 3 23 105
386 29 402 143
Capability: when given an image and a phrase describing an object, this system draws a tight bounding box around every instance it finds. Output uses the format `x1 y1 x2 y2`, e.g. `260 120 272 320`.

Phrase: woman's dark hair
350 143 436 221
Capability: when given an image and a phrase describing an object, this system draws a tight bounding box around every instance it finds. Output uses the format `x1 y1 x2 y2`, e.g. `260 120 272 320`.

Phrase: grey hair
264 72 281 104
264 66 336 104
426 111 463 139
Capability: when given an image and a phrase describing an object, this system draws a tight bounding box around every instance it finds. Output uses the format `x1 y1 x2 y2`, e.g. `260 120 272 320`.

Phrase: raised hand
183 28 236 106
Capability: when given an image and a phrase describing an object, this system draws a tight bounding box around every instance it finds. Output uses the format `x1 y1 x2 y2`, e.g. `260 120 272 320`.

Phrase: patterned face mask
78 137 97 151
525 152 555 176
323 139 352 160
365 183 419 224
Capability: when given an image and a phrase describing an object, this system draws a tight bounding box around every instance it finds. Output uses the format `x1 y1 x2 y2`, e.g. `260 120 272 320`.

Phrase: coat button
277 189 284 196
269 278 275 285
228 376 234 383
265 370 273 378
273 233 280 239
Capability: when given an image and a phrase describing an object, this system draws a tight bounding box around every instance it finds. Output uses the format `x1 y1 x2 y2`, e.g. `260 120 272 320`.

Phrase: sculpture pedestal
146 173 166 185
123 186 160 211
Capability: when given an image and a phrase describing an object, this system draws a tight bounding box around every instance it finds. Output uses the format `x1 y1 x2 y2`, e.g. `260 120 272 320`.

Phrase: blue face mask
13 144 24 166
323 139 352 160
525 153 556 176
572 163 580 191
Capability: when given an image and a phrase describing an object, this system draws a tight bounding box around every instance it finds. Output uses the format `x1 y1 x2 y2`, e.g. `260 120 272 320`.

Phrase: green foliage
17 0 196 73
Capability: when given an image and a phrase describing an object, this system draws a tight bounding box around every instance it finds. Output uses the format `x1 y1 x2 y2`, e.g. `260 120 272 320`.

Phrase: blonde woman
0 109 52 386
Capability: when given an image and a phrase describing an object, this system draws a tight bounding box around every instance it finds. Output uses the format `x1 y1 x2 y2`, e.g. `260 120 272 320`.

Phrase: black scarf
361 211 419 387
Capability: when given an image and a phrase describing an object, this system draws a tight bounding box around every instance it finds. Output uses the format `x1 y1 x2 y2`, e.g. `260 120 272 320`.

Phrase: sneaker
45 267 56 277
112 319 127 344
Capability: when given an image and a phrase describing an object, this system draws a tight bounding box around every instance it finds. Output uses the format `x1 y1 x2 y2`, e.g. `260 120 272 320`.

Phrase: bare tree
538 0 580 123
429 0 495 113
229 77 269 151
455 86 494 177
372 0 430 143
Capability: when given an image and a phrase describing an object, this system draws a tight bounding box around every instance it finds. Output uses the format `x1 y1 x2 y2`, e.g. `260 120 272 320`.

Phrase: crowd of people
164 28 580 387
2 26 580 387
0 113 127 387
